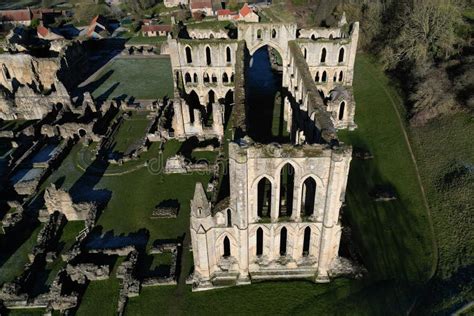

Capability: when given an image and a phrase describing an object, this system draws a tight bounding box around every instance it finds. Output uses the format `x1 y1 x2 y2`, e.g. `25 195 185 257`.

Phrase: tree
380 0 466 69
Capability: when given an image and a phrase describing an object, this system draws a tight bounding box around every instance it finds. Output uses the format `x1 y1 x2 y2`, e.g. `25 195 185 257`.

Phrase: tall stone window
301 177 316 217
206 46 212 65
203 72 210 83
303 47 307 60
223 73 229 83
257 29 262 39
227 209 232 227
193 73 198 83
211 73 217 83
338 47 345 63
322 71 327 82
256 227 263 256
302 227 311 256
280 227 288 256
226 46 231 63
223 236 231 257
272 29 277 39
339 101 345 120
279 164 295 218
257 177 272 218
338 71 343 82
185 46 192 63
333 72 337 82
320 48 327 63
315 71 320 82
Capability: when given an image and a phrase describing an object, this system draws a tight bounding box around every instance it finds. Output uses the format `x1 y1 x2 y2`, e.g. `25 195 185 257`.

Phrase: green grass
338 54 434 283
408 113 474 313
112 112 150 153
0 225 42 285
90 58 174 100
126 35 167 46
76 278 121 316
186 20 233 31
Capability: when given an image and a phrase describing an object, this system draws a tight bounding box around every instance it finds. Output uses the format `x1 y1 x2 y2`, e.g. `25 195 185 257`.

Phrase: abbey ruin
174 16 360 290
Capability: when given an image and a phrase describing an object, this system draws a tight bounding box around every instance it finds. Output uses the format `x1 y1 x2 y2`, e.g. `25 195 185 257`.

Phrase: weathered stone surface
44 184 97 221
66 263 110 283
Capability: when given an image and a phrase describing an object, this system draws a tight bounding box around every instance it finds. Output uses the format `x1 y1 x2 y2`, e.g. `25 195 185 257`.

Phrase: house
84 15 110 39
216 3 259 22
0 9 32 27
190 0 214 16
141 25 172 37
238 3 259 22
217 9 235 21
164 0 188 8
37 25 64 40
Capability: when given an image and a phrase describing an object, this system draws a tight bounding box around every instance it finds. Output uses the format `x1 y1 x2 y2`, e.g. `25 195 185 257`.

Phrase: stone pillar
212 103 224 138
271 181 279 222
172 100 185 138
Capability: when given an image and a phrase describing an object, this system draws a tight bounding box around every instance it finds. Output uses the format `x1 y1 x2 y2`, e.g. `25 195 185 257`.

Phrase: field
88 57 174 101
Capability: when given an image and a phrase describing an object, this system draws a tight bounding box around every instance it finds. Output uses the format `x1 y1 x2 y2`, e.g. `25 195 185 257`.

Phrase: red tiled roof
142 25 172 32
190 0 213 10
217 9 233 16
0 9 32 22
239 3 252 17
37 25 49 37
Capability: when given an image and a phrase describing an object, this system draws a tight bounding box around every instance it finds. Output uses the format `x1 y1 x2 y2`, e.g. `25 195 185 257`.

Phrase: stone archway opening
246 45 288 143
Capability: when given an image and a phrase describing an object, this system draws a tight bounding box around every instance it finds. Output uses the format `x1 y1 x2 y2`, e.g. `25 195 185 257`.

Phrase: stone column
271 181 279 222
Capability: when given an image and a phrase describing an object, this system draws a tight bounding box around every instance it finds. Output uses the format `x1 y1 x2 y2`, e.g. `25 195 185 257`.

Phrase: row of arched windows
256 28 278 40
257 164 318 219
315 70 344 83
184 71 234 85
185 46 232 64
302 47 345 64
221 226 312 258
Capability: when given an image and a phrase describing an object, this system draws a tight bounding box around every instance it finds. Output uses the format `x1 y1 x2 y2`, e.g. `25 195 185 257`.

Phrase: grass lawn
111 112 150 153
76 277 121 316
126 35 167 46
338 54 434 283
89 58 173 100
0 225 42 285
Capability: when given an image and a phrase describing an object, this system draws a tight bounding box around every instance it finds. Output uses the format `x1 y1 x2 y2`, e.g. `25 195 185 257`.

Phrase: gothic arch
320 47 327 63
206 46 212 65
185 46 192 63
338 47 345 63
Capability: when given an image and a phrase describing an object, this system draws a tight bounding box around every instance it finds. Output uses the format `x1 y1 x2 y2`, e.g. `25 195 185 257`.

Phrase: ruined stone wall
190 141 352 290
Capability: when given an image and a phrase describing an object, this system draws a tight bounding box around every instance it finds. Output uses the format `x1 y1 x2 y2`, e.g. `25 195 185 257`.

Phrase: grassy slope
409 114 474 313
90 58 174 100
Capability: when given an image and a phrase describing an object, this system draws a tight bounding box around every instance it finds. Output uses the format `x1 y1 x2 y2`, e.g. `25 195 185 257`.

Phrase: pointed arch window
226 46 231 63
320 48 327 63
338 47 345 63
257 177 272 218
339 71 344 82
206 46 212 65
223 236 231 257
185 46 192 63
279 164 295 218
303 227 311 256
301 177 316 217
227 209 232 227
280 227 287 256
322 71 327 82
256 227 263 256
339 101 345 120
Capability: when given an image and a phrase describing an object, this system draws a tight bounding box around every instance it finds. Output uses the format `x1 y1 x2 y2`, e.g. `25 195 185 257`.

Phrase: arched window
185 46 192 63
230 73 234 82
303 227 311 256
211 73 217 83
188 90 199 123
333 72 337 82
303 47 307 60
223 72 229 83
226 46 231 63
184 72 191 84
193 73 198 83
338 71 343 82
339 101 345 120
223 236 231 257
256 227 263 256
272 29 277 39
227 209 232 227
208 90 215 104
315 72 320 82
279 164 295 218
338 47 345 63
203 72 210 83
257 29 262 39
280 227 287 256
206 46 212 65
257 177 272 218
311 34 316 40
301 177 316 217
322 71 327 82
320 48 326 63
